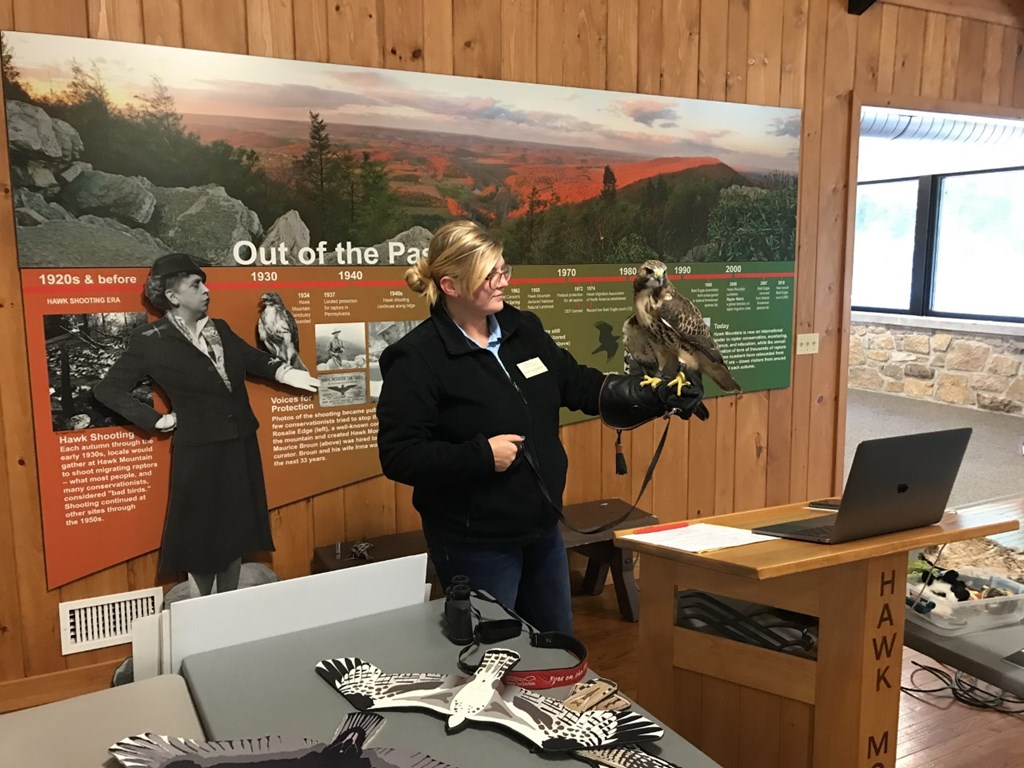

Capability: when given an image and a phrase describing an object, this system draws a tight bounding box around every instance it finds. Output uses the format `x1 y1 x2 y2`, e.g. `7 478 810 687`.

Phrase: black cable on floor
902 660 1024 715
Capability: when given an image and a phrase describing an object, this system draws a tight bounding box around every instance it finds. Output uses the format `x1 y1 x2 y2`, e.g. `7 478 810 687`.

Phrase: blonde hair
405 220 503 306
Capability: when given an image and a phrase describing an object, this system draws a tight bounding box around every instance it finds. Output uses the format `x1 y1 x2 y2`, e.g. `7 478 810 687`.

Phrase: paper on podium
620 523 775 553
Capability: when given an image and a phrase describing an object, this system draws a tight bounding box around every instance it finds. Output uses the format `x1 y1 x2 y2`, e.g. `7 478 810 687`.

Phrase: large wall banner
2 31 800 587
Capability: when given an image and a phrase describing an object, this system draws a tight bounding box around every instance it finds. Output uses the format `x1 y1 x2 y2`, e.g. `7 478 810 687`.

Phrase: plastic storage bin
906 566 1024 636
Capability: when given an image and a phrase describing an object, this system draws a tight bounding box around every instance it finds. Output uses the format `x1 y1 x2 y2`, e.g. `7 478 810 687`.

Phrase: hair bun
405 267 428 294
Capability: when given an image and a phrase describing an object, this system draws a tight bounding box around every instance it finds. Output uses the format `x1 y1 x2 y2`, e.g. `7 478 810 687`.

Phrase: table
561 498 657 622
180 597 720 767
0 674 203 768
616 497 1020 768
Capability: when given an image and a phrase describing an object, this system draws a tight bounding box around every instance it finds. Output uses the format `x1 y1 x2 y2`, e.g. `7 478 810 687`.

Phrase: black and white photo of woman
94 253 319 596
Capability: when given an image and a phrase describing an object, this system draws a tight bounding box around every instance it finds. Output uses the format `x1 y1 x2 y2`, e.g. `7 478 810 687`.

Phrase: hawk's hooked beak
653 267 665 280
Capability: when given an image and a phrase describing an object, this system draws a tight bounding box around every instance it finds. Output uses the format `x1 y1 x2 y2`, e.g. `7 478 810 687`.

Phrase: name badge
517 357 548 378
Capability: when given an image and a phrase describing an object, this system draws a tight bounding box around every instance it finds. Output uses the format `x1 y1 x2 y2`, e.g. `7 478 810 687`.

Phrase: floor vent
59 587 164 655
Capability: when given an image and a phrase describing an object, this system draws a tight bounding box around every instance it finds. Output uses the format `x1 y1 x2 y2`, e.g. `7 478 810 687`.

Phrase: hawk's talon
639 374 662 389
667 372 690 397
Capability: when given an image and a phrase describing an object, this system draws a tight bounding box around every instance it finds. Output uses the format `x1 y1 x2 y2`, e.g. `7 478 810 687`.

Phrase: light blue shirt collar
457 315 509 376
484 314 501 349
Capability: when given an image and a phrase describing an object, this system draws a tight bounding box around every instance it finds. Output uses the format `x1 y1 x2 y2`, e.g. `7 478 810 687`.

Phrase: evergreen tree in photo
136 76 183 135
353 151 409 244
292 111 358 247
0 33 30 101
291 114 408 247
663 175 720 260
600 164 617 203
294 111 339 233
47 59 115 158
639 174 671 255
67 60 110 107
506 185 551 261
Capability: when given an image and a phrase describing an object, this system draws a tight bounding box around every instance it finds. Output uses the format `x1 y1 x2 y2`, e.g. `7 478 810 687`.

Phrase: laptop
752 427 972 544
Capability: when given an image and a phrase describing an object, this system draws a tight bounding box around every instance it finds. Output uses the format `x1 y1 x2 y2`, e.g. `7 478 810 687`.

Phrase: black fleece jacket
376 302 606 544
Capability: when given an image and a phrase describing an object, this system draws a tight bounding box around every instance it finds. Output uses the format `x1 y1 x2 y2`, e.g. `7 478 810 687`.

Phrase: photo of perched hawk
258 292 308 372
626 259 740 395
315 648 664 752
592 321 620 361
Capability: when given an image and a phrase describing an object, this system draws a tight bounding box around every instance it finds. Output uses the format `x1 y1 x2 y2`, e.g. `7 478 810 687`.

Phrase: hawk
626 259 740 395
328 383 359 397
258 291 308 372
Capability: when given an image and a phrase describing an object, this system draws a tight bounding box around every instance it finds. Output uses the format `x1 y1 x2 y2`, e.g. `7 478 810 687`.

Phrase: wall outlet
796 333 819 355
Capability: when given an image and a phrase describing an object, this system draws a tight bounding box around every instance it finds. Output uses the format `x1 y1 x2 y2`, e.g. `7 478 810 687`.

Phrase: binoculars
443 575 474 645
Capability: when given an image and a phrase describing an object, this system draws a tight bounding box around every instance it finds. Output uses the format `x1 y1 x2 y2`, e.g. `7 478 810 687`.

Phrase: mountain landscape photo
3 30 800 268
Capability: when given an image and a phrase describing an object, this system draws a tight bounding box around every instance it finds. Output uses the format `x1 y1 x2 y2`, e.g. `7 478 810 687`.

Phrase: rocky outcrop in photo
7 98 426 269
260 208 310 255
6 99 284 268
369 224 431 263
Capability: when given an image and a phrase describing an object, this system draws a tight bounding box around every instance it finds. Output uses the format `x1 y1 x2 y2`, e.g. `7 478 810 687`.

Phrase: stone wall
848 323 1024 416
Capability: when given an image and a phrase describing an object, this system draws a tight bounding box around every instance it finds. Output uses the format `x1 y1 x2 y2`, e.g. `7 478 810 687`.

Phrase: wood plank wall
1 0 1022 708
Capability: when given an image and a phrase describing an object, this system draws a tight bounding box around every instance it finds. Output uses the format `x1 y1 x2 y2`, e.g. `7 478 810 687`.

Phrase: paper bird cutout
109 711 455 767
315 648 663 752
563 678 683 768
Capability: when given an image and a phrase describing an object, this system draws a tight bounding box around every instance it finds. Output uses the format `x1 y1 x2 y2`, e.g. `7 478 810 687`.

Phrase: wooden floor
572 586 1024 768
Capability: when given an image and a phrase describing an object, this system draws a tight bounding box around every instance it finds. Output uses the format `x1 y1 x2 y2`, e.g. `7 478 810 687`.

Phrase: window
851 180 918 311
932 168 1024 319
852 166 1024 323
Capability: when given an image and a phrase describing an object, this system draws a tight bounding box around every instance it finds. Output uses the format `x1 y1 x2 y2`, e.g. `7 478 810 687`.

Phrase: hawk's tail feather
338 710 385 740
703 359 741 394
325 711 386 755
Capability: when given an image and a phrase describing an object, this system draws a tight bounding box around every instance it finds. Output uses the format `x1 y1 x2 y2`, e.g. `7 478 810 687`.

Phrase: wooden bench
561 498 657 622
312 529 444 598
311 498 656 622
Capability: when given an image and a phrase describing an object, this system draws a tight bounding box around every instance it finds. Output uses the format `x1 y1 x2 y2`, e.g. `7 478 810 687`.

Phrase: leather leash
520 417 673 535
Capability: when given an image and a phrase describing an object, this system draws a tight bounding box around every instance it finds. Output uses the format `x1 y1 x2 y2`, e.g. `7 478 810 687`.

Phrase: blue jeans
423 524 574 635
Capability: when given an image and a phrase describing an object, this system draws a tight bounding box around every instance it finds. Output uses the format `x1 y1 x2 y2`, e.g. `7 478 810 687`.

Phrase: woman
94 252 318 596
376 221 705 633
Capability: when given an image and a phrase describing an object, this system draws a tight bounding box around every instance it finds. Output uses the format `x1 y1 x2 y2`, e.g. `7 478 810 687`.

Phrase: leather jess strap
519 419 673 535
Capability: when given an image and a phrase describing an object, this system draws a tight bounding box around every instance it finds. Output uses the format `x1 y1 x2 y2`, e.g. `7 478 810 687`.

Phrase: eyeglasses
485 264 513 289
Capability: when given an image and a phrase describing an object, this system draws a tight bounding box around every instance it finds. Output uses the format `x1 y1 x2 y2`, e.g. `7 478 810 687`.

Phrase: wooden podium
616 497 1020 768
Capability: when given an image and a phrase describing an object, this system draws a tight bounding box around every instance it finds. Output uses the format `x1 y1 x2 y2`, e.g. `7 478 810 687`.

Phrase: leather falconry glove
598 371 709 431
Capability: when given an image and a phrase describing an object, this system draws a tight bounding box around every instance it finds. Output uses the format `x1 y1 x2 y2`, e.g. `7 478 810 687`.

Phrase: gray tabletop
905 618 1024 698
0 674 203 768
181 597 719 767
